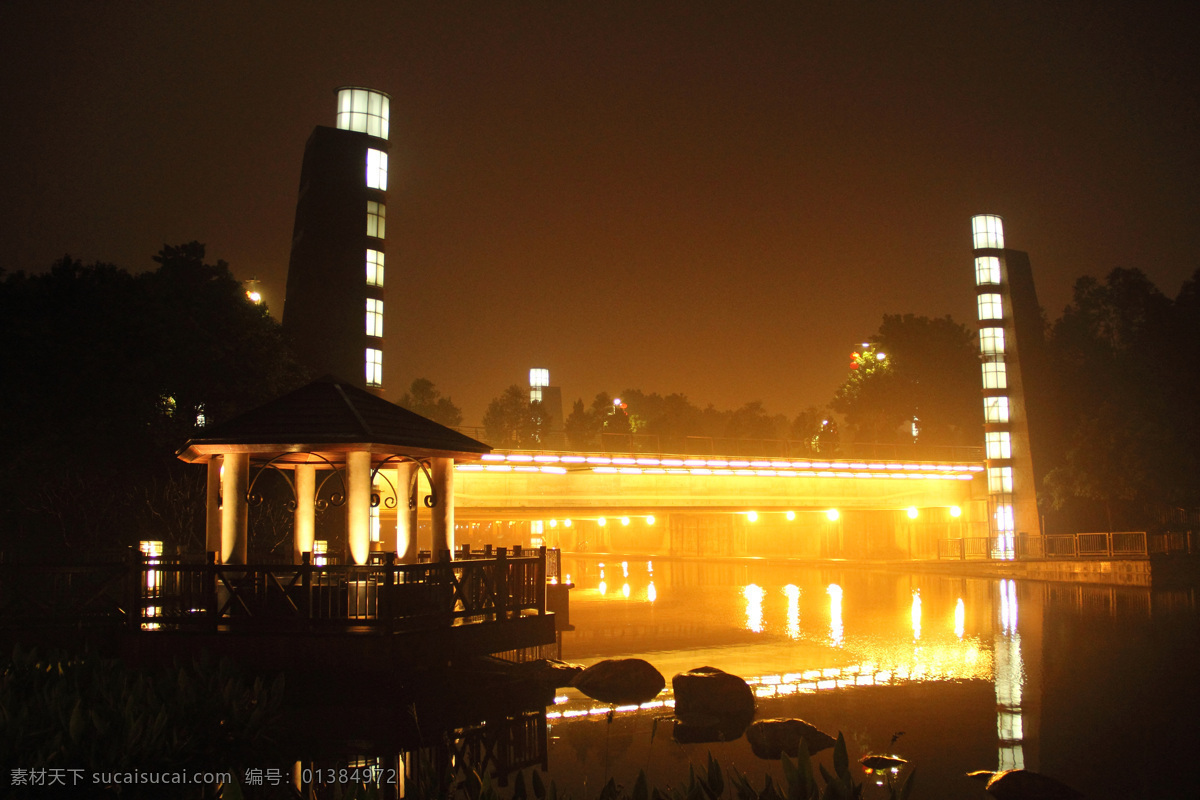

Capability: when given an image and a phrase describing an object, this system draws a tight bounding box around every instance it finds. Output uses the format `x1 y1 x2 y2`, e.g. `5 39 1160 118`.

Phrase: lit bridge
436 449 989 560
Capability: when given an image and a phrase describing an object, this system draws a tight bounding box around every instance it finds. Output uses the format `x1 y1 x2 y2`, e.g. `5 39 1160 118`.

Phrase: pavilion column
294 463 316 564
431 457 455 560
395 462 419 564
205 456 222 557
346 450 372 565
219 452 249 564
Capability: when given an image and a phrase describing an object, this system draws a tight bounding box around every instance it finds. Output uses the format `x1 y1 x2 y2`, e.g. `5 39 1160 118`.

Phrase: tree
482 385 550 448
830 315 980 446
397 378 463 427
0 243 309 554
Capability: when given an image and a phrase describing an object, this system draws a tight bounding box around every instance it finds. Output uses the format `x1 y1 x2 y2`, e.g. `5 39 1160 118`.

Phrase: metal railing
937 532 1157 561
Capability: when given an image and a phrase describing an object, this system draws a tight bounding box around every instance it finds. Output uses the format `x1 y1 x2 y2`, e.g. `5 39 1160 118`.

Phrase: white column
294 463 316 564
395 462 419 564
346 450 372 565
219 452 249 564
431 457 455 559
205 456 222 557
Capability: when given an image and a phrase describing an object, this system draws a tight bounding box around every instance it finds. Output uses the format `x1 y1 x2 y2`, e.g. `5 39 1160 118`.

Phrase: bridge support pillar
346 450 372 565
294 463 316 564
395 461 419 563
219 452 249 564
431 457 455 559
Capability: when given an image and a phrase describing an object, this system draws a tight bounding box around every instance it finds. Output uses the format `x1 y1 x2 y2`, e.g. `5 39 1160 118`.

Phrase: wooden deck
0 547 559 667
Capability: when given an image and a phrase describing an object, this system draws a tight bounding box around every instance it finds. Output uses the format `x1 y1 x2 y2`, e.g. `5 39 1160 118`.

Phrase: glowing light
621 561 629 577
827 584 844 646
613 397 622 406
784 584 800 640
548 519 557 528
598 581 607 595
564 519 573 527
597 517 607 527
647 581 657 602
246 290 262 304
743 584 765 633
911 589 922 641
826 509 840 522
645 515 655 525
955 598 966 639
622 583 631 598
786 510 796 521
747 510 758 522
949 505 962 518
906 506 919 519
877 352 886 361
620 516 630 526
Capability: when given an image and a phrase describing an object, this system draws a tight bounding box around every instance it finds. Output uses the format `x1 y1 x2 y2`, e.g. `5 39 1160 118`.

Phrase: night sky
3 1 1197 427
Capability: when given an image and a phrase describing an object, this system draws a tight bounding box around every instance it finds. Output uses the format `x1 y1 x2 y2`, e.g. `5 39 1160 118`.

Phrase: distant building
529 368 564 443
971 215 1042 555
283 87 390 395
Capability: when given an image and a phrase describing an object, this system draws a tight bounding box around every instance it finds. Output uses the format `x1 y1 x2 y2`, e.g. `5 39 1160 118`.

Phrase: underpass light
747 511 758 522
907 506 919 519
826 509 840 522
949 506 962 518
786 510 796 521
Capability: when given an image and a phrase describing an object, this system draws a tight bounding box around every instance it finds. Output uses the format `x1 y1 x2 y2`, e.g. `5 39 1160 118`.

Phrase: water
540 556 1200 799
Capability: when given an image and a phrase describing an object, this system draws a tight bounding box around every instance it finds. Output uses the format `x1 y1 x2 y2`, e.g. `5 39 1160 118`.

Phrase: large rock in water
571 658 665 705
513 658 584 688
671 666 755 741
747 718 836 760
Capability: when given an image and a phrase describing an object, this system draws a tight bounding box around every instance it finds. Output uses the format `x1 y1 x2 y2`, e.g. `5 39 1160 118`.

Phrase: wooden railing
2 548 550 634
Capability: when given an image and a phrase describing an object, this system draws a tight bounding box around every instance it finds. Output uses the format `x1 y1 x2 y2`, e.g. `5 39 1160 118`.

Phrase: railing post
205 551 218 629
496 547 509 621
301 551 312 622
381 552 395 632
126 547 142 632
537 545 547 614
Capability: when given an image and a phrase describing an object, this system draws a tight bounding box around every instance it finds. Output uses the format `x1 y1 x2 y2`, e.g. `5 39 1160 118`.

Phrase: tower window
367 201 386 239
975 256 1002 286
980 327 1005 355
982 360 1007 389
986 431 1012 460
984 395 1011 424
977 293 1003 321
972 215 1005 250
366 149 388 190
995 504 1015 532
366 249 384 287
988 466 1014 494
366 298 384 338
337 87 390 140
366 348 383 387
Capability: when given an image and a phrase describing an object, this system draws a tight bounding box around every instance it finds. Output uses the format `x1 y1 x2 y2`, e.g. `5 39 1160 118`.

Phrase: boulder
570 658 665 705
513 658 584 688
747 718 836 760
672 666 755 735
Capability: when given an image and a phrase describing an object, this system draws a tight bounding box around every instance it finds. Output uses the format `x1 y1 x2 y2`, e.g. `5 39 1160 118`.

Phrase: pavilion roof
176 376 491 464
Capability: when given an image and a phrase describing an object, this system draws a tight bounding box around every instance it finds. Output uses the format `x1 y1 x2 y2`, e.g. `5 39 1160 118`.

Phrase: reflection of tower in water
995 578 1025 770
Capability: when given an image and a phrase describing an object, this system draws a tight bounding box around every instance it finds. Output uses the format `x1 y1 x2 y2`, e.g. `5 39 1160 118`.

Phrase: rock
513 658 584 688
747 718 836 760
672 666 755 729
570 658 665 705
972 769 1087 800
861 754 908 772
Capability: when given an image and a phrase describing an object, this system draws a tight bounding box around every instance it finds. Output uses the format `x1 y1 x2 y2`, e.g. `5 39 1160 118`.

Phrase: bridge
437 448 989 560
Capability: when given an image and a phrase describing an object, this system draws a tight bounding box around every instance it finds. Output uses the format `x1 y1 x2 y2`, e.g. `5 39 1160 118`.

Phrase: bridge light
620 516 630 526
564 518 573 527
786 510 796 521
597 517 607 527
549 519 557 528
906 506 919 519
826 509 840 522
645 515 655 525
747 510 758 522
949 505 962 518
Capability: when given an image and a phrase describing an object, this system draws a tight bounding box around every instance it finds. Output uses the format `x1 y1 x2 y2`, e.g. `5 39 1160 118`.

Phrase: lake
536 555 1200 799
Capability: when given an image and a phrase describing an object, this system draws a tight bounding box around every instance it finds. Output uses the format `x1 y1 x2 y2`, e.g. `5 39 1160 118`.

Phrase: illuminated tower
971 215 1041 556
529 368 565 445
283 87 390 395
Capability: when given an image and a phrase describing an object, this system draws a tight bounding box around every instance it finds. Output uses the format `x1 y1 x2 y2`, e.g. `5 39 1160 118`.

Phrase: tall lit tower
284 87 390 395
971 215 1041 557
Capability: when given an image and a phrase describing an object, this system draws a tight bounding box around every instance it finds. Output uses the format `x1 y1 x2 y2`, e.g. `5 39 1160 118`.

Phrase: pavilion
175 375 491 565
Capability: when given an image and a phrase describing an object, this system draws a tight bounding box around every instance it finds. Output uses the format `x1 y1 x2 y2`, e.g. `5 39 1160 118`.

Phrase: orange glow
906 506 919 519
826 509 840 522
747 510 758 522
786 510 796 521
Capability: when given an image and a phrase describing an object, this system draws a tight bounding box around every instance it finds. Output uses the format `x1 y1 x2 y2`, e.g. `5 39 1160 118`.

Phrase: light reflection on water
547 556 1200 800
